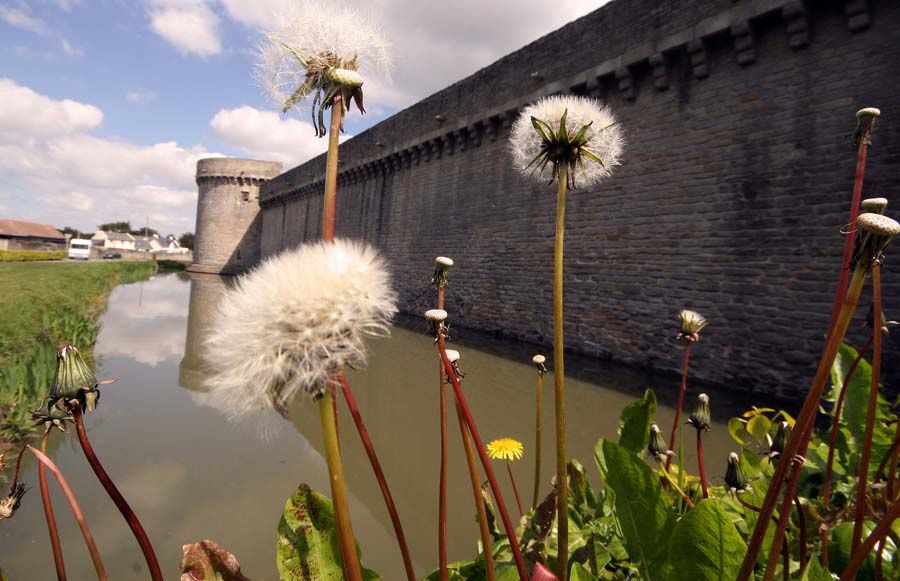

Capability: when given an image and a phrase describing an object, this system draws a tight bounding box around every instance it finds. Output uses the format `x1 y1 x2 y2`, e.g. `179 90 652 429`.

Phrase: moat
1 273 755 579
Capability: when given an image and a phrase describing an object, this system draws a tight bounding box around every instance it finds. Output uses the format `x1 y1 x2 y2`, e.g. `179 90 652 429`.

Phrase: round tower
189 157 283 275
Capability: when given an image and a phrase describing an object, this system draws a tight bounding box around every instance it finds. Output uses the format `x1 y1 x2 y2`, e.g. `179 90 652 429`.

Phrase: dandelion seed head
444 349 460 363
509 95 624 188
860 198 888 214
532 354 545 365
255 0 391 114
204 238 397 410
425 309 448 322
858 213 900 237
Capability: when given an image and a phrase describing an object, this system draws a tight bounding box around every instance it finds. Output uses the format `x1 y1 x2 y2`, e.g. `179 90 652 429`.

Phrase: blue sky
0 0 603 234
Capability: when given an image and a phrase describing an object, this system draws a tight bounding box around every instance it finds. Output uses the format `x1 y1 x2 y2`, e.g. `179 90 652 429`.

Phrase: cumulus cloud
210 105 339 166
0 78 218 233
148 0 222 57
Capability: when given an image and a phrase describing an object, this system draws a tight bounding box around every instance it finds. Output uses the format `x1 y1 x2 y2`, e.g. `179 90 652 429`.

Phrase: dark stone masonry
210 0 900 400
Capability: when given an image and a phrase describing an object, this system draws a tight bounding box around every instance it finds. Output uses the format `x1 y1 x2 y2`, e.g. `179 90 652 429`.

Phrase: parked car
102 252 122 260
68 239 91 260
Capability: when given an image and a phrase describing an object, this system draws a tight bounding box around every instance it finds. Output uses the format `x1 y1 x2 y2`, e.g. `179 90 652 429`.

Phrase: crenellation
782 0 810 49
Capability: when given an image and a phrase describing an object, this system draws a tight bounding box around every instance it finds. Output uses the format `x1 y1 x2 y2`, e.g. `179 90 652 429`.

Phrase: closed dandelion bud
678 309 708 342
860 197 888 215
425 309 448 335
50 344 96 406
725 452 751 493
852 107 880 146
443 349 464 379
0 483 27 521
769 420 791 462
431 256 454 287
532 354 547 376
324 66 364 89
688 393 711 431
648 422 669 462
852 213 900 271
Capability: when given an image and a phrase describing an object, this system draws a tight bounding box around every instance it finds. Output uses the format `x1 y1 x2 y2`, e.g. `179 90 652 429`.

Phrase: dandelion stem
455 402 497 581
25 445 106 580
507 462 524 517
318 389 363 581
337 374 415 581
553 163 569 581
657 464 694 508
437 336 528 581
437 284 449 581
839 498 900 580
666 342 693 473
822 333 873 507
322 95 344 241
532 369 543 509
696 429 708 499
73 408 160 581
739 265 867 580
887 418 900 501
39 431 66 581
853 263 883 554
794 495 807 570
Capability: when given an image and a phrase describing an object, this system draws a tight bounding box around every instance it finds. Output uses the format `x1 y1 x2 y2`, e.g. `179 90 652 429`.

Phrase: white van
68 239 92 260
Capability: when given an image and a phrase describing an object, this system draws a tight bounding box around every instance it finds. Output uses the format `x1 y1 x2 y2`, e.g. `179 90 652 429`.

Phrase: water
1 273 756 579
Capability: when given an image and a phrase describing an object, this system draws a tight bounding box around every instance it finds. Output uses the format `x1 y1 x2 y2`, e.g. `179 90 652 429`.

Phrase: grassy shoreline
0 261 157 466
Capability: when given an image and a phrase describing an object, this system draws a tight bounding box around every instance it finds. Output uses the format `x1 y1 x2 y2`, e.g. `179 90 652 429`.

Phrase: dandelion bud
678 309 708 342
32 403 72 433
532 354 548 376
860 197 888 215
769 420 791 463
688 394 711 431
648 422 669 462
725 452 751 493
0 483 27 521
852 213 900 271
852 107 880 146
324 67 364 89
431 256 454 287
50 344 96 407
425 309 448 335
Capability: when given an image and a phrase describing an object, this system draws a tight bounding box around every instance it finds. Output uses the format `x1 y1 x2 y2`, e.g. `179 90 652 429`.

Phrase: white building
91 230 136 251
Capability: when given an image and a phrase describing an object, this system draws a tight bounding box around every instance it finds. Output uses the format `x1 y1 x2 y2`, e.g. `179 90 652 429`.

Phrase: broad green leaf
276 483 379 581
180 540 249 580
799 555 834 581
828 521 895 580
601 440 674 580
665 499 746 580
570 562 598 580
746 414 771 444
618 389 657 454
0 569 7 581
727 418 752 446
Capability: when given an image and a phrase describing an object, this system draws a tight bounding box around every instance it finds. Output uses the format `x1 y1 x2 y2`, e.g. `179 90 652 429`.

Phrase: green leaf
601 440 675 580
727 418 752 446
746 414 771 445
799 555 834 581
828 521 895 580
665 499 746 580
180 540 249 580
618 389 657 454
570 562 598 581
276 483 379 581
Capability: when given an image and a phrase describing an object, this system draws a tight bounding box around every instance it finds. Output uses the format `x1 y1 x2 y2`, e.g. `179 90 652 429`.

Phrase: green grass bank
0 261 157 450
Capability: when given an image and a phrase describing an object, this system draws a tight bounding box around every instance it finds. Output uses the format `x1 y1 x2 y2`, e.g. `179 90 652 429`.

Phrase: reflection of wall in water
179 273 229 392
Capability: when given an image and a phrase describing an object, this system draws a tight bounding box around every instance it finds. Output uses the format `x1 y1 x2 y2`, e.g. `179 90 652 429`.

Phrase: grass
0 261 157 454
0 250 66 262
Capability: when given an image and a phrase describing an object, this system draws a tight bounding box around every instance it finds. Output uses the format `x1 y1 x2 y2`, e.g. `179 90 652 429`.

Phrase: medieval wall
255 0 900 400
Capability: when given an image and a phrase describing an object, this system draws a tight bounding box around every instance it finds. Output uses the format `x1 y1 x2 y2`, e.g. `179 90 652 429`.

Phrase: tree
59 226 89 239
178 232 195 250
132 226 159 238
98 221 132 233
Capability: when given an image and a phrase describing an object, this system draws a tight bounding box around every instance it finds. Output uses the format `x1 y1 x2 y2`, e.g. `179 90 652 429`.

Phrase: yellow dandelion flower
487 438 524 462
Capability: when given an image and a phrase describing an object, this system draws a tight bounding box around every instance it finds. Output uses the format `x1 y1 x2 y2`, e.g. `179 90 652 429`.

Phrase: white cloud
0 78 218 233
126 89 158 104
148 0 222 57
0 4 47 34
60 37 83 56
210 105 338 167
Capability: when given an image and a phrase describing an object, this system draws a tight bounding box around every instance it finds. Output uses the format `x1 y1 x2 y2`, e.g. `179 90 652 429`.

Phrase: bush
0 250 66 262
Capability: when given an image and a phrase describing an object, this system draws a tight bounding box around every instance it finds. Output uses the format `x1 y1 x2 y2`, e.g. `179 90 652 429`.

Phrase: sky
0 0 606 235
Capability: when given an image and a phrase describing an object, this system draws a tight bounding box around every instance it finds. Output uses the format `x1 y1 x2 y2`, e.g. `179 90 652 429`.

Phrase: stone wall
255 0 900 400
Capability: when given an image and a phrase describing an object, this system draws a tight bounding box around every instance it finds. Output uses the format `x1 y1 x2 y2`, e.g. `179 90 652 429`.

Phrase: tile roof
0 219 65 240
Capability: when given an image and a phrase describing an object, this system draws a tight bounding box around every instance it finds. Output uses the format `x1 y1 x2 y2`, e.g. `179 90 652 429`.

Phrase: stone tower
189 157 283 275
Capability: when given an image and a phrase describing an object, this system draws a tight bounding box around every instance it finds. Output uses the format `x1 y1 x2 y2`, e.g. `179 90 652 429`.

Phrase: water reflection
1 273 753 580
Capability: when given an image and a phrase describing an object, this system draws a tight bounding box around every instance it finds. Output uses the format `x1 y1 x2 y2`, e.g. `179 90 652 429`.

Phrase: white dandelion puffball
205 239 397 407
256 0 391 112
510 95 624 187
